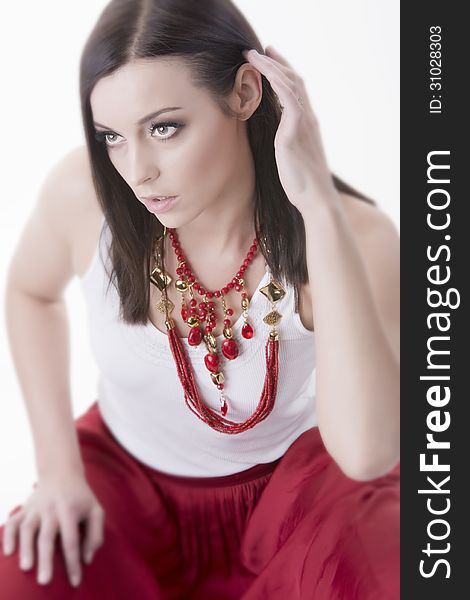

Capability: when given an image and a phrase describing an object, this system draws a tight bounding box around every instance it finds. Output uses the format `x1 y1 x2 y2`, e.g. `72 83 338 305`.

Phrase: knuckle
19 518 35 533
63 538 78 553
37 534 54 550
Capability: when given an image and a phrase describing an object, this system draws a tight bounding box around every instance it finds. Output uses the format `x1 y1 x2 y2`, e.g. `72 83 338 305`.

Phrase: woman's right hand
1 474 105 587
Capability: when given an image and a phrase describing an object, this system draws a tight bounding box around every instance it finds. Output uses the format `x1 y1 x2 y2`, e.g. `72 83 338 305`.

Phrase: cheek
179 122 237 191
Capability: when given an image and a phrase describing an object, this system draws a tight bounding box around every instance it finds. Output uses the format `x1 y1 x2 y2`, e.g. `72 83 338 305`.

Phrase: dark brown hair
79 0 375 323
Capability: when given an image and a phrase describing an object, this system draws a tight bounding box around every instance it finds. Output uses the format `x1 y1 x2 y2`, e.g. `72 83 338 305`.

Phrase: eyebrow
93 106 183 130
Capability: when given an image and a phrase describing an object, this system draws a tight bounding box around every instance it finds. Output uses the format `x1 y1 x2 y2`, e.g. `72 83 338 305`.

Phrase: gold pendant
150 265 173 292
260 277 286 334
155 296 175 315
259 279 286 303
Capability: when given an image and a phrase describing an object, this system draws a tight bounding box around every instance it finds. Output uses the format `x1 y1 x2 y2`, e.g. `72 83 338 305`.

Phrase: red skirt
0 401 399 599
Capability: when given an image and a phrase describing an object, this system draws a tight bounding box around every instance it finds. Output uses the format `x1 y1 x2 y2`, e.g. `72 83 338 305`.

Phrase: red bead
226 308 233 316
228 283 234 289
221 338 239 360
206 291 213 298
243 260 250 267
221 399 228 416
200 288 206 295
235 284 241 292
237 271 243 278
214 291 221 298
188 275 195 283
217 384 224 390
207 301 215 309
242 322 254 339
181 307 188 320
176 267 183 275
247 251 254 259
188 327 203 346
204 352 220 372
189 308 197 316
232 277 238 284
190 299 197 307
223 319 231 327
222 287 229 295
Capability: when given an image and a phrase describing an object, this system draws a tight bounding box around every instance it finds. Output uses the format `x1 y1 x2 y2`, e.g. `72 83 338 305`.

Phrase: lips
141 195 176 202
141 195 179 215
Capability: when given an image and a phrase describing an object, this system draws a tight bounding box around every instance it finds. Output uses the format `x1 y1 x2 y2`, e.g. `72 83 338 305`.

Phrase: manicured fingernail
38 570 48 585
3 542 12 555
20 556 31 570
70 573 81 587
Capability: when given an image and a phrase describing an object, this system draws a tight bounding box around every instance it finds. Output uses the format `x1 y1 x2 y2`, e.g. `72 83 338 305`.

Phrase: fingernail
70 573 81 587
84 552 93 564
37 570 48 585
20 557 31 570
3 542 12 555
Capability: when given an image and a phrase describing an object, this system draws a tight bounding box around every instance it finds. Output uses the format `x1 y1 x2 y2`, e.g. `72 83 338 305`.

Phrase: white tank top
80 215 317 476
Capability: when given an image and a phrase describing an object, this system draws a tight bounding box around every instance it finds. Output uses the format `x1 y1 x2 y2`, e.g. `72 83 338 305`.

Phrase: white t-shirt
80 216 317 477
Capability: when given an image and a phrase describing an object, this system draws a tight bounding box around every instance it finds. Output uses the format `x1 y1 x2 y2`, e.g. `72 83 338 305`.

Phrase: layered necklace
149 226 286 434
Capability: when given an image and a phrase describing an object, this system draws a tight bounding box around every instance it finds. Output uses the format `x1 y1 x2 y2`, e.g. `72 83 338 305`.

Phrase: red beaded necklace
149 226 287 434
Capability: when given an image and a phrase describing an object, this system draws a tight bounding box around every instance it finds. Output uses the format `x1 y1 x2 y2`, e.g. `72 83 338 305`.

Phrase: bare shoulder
297 192 399 336
338 191 400 361
60 145 104 277
337 192 399 244
6 145 103 300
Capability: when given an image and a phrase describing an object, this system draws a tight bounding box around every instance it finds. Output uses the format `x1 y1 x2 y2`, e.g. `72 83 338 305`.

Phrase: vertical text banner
401 1 466 597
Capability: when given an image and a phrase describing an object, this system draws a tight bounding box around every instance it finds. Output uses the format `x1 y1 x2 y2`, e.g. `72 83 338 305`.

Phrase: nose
127 142 160 189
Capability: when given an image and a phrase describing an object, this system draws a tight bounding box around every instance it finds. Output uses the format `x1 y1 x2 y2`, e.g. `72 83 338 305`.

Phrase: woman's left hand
242 46 339 213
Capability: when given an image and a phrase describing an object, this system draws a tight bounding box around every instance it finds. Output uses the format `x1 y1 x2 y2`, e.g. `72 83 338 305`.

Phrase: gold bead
210 372 225 385
269 329 279 341
223 327 232 339
204 333 217 350
175 279 189 293
241 298 249 310
187 316 200 327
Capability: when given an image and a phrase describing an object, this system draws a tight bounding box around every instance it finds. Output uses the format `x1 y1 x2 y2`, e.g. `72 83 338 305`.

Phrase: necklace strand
149 225 286 434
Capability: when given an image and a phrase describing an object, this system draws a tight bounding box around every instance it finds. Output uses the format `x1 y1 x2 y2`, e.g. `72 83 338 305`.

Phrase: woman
0 0 400 598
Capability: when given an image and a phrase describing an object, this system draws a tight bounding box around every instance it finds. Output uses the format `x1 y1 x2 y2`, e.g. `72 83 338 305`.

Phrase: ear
227 63 263 120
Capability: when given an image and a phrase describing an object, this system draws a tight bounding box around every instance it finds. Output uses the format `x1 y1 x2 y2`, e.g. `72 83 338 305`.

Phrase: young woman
0 0 400 598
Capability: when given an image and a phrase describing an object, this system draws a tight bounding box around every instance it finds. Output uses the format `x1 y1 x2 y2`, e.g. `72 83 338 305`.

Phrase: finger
58 513 82 587
19 513 40 571
36 515 58 585
82 505 105 564
246 49 297 87
2 509 24 556
265 45 295 70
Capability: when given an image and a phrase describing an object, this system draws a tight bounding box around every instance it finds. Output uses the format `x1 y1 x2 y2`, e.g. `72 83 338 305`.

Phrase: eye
94 131 120 146
94 121 184 148
148 120 183 142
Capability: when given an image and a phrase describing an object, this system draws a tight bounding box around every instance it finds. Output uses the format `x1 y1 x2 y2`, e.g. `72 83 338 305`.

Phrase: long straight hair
79 0 375 323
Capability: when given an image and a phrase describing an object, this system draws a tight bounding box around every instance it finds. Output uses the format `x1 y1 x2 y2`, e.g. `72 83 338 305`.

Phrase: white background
0 0 399 520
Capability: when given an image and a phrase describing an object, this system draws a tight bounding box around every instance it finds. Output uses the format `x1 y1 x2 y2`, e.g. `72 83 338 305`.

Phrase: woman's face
90 57 260 228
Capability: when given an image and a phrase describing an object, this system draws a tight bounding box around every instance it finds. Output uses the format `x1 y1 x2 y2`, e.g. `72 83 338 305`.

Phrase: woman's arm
304 194 400 481
5 149 88 480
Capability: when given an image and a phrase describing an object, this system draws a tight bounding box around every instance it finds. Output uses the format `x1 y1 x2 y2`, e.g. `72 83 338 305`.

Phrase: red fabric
0 401 399 599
